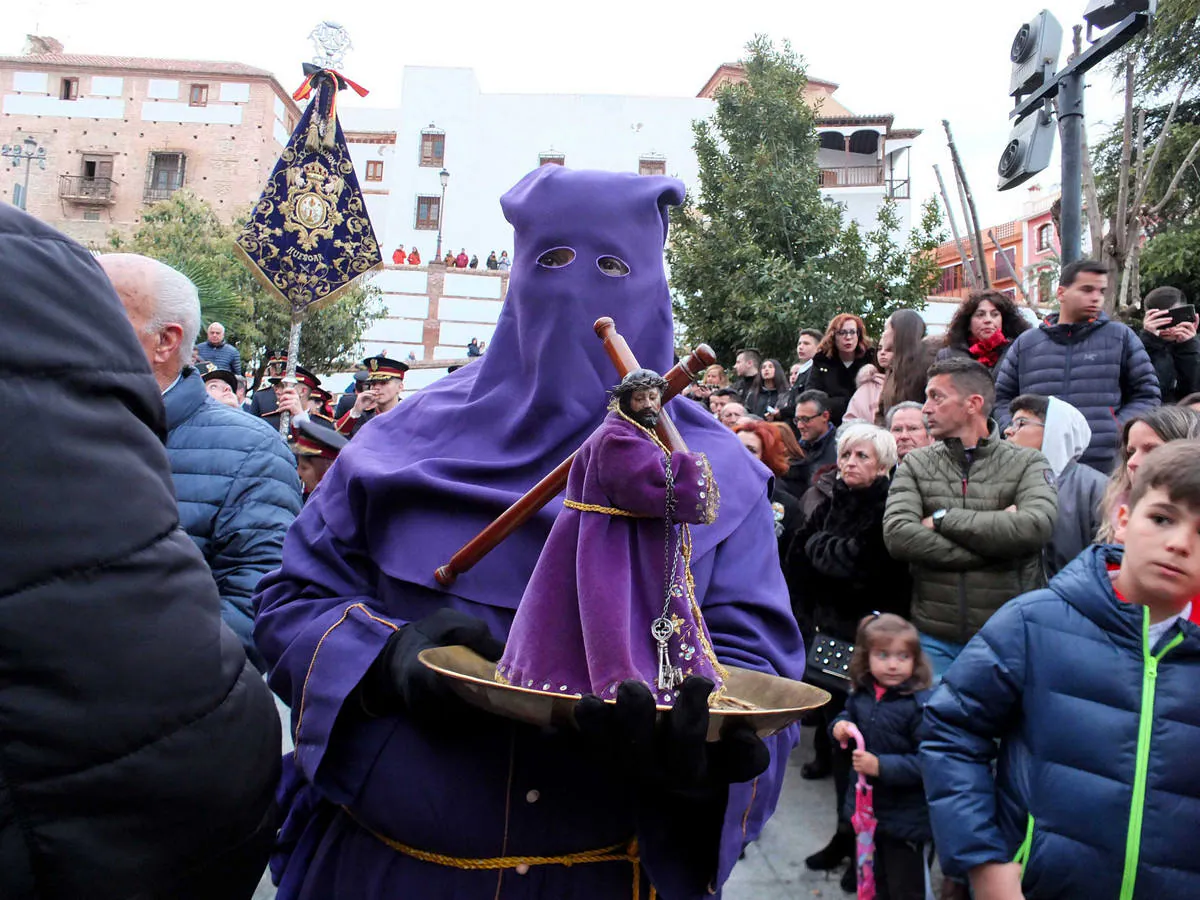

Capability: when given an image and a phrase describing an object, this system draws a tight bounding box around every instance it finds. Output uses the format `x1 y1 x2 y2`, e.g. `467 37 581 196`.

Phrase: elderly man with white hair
100 253 302 670
196 319 243 374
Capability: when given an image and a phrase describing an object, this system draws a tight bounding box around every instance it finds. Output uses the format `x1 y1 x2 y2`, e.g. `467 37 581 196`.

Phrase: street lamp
2 135 48 211
434 167 450 262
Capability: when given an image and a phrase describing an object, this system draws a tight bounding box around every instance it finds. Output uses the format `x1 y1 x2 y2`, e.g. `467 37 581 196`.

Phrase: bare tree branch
1150 133 1200 216
1129 75 1197 217
943 119 989 288
1114 60 1135 260
933 163 979 291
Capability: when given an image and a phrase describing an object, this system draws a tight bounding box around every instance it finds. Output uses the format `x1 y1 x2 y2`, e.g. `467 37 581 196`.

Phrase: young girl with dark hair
824 614 934 899
744 358 789 417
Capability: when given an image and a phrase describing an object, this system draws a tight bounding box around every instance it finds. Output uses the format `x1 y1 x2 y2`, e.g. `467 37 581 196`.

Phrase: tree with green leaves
106 190 385 383
667 36 944 364
1085 1 1200 311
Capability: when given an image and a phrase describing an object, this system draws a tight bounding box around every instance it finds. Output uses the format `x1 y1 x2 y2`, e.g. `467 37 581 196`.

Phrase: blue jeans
920 632 966 683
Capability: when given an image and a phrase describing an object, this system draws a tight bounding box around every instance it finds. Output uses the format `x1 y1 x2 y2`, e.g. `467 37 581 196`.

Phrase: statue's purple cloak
500 411 723 703
253 166 805 899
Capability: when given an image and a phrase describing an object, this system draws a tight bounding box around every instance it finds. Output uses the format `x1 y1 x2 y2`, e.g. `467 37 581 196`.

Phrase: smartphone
1168 304 1196 327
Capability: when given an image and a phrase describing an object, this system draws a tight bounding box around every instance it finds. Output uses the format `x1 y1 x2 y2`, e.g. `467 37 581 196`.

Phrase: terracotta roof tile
0 53 276 79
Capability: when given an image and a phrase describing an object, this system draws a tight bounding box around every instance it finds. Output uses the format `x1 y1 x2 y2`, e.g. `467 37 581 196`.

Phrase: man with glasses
1006 394 1106 578
886 401 933 463
781 390 838 496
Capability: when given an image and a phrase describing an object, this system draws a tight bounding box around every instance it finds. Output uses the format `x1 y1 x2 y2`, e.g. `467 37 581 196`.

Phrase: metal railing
143 184 183 204
887 178 911 200
58 174 116 204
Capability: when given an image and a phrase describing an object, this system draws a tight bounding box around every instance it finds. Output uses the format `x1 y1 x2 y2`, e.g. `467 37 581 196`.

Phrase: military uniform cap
269 364 322 392
290 419 348 460
197 361 238 392
363 355 409 382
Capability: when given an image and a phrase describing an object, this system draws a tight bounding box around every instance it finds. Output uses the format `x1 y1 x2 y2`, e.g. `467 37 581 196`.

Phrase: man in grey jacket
1005 394 1107 578
883 358 1057 677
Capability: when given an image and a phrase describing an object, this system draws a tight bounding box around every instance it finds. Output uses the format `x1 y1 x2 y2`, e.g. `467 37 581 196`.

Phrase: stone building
0 37 300 244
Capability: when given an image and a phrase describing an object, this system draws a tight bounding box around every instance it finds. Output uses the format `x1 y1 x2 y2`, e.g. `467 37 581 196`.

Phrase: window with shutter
60 78 79 101
189 84 209 107
638 158 666 176
420 131 445 167
415 195 441 230
145 152 187 203
539 154 565 167
365 160 384 182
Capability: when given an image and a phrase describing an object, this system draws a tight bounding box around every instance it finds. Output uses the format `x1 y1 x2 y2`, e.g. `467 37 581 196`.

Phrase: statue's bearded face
626 387 662 429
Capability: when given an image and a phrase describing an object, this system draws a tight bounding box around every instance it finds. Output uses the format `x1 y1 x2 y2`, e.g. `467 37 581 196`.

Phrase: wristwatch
932 509 948 532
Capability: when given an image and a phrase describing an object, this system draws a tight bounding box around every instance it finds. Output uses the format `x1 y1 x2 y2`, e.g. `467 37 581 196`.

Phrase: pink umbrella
840 721 877 900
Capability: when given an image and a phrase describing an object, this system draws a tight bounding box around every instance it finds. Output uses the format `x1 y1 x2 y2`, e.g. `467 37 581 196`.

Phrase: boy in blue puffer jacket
920 439 1200 900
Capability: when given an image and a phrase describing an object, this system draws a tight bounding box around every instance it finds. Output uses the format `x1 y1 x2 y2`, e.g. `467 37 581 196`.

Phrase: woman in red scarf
937 289 1032 374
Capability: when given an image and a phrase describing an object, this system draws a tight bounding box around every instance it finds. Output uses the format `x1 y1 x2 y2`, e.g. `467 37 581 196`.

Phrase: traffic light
1009 10 1064 98
998 109 1056 190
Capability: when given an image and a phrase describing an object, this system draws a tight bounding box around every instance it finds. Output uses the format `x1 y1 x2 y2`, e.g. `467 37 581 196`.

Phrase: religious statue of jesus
498 368 725 706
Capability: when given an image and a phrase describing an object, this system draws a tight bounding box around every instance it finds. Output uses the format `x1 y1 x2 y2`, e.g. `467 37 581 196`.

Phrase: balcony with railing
58 174 116 204
820 165 883 188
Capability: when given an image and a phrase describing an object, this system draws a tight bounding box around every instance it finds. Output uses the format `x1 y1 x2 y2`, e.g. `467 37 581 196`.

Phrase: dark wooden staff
433 317 712 586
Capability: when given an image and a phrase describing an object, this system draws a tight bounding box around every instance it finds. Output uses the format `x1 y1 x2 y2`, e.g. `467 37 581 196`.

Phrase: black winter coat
786 475 910 641
833 685 933 842
0 205 281 899
1139 330 1200 404
807 350 877 426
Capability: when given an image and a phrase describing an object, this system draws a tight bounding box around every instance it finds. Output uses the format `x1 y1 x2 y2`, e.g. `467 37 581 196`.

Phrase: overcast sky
9 0 1133 230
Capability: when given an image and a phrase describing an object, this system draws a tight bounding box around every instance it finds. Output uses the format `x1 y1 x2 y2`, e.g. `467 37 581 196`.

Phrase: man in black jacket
0 204 281 900
780 389 838 496
1139 285 1200 404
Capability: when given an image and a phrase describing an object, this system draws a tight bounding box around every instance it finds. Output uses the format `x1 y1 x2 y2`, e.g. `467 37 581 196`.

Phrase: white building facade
337 64 920 368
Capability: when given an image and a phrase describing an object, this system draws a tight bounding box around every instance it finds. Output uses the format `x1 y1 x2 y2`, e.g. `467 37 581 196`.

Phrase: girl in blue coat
921 439 1200 900
832 613 934 900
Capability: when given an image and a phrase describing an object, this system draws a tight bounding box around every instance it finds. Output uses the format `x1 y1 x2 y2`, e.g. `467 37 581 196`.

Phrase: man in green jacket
883 357 1057 678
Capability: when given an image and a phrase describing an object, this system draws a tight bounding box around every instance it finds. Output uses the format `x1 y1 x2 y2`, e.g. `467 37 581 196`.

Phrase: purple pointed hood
315 166 767 609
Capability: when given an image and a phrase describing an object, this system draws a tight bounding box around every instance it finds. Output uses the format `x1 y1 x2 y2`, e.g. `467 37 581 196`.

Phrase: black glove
575 676 770 795
360 608 505 724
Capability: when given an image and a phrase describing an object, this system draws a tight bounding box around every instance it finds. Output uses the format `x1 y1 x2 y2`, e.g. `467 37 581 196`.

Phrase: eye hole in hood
536 247 576 269
597 255 630 277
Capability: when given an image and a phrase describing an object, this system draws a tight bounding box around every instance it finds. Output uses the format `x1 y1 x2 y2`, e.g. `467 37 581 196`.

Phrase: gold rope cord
563 499 644 518
345 808 654 899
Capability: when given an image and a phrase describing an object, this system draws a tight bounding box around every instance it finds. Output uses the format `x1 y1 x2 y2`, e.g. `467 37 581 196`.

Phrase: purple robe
253 166 806 899
500 411 722 704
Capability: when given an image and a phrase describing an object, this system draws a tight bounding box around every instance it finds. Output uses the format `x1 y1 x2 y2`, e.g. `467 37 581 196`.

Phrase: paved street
255 719 846 899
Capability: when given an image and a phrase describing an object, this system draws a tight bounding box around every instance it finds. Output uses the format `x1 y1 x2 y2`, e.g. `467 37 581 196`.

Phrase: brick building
0 37 300 244
930 186 1064 309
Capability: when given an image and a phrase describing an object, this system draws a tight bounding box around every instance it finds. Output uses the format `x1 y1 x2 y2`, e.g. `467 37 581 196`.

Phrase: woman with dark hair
744 357 789 418
808 313 877 426
938 289 1031 373
876 308 937 425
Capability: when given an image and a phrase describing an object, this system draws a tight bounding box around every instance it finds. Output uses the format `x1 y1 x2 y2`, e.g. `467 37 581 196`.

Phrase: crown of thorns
611 368 668 399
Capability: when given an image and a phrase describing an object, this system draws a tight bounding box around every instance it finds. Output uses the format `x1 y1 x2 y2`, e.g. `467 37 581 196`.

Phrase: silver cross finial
308 21 352 70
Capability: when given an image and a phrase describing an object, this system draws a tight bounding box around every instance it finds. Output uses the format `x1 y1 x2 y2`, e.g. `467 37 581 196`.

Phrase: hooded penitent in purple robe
499 409 723 704
253 166 805 900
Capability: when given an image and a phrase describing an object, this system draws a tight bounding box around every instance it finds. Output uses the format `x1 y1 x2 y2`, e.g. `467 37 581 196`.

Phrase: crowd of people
5 164 1200 900
389 245 512 270
686 259 1200 898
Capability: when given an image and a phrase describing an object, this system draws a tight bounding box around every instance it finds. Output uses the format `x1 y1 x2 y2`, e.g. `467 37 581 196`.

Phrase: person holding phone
1140 285 1200 404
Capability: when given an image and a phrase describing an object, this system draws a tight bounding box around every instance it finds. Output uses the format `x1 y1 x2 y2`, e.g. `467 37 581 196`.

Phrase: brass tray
420 645 830 741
